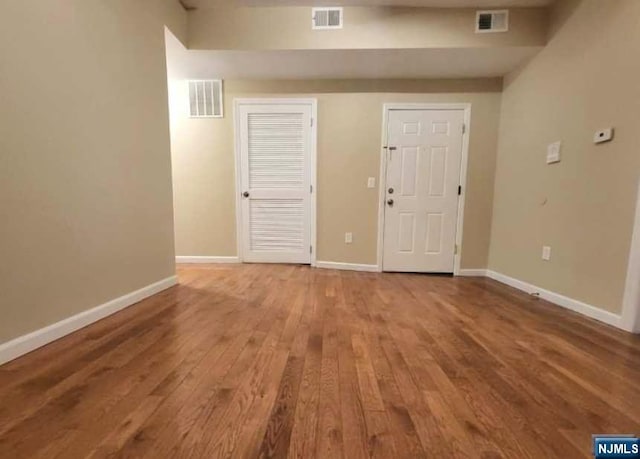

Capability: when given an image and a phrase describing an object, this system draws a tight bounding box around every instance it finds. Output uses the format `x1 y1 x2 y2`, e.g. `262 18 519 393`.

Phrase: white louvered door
238 102 314 264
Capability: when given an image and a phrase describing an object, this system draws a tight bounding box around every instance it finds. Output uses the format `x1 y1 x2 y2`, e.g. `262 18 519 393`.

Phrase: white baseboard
0 275 178 366
457 269 488 277
176 256 240 264
315 261 380 272
486 270 623 329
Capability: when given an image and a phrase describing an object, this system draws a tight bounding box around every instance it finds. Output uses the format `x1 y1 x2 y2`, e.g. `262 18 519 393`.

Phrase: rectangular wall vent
188 80 223 118
475 10 509 33
312 7 343 30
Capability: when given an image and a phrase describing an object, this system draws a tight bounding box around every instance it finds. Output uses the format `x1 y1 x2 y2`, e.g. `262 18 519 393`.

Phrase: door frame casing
233 98 318 266
621 178 640 333
376 103 471 275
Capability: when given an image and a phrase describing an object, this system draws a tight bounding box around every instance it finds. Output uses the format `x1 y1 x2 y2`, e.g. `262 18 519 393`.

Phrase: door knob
388 187 394 194
242 191 250 198
387 199 394 206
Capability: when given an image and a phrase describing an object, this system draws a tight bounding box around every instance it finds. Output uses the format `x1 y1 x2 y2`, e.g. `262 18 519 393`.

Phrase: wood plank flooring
0 264 639 458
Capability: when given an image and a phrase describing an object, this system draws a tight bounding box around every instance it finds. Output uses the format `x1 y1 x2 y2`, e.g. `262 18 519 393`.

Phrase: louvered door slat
250 199 305 251
248 113 305 189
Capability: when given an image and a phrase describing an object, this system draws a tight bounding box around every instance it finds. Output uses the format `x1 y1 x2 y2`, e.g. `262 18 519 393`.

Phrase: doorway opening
377 104 471 275
234 98 318 265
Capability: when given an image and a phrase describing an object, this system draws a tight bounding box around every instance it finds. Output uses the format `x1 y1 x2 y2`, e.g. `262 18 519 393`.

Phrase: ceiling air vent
188 80 223 118
476 10 509 33
312 7 343 30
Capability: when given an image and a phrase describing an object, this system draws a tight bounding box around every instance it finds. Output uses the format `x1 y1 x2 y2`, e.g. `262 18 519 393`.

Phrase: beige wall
188 6 548 50
489 0 640 313
0 0 186 344
169 79 502 268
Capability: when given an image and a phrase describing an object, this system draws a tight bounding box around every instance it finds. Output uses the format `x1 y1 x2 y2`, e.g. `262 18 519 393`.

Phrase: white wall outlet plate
542 246 552 261
546 141 562 164
367 177 376 188
594 128 614 144
345 232 353 244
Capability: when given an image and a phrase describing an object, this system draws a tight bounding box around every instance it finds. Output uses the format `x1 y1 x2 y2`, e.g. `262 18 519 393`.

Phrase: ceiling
166 46 542 80
182 0 555 8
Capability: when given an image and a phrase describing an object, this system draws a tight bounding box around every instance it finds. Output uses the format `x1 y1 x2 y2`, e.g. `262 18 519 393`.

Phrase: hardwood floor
0 264 639 458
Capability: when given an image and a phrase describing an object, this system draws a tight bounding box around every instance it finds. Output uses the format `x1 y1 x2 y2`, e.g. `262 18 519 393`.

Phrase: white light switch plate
542 246 551 261
367 177 376 188
547 141 562 164
345 232 353 244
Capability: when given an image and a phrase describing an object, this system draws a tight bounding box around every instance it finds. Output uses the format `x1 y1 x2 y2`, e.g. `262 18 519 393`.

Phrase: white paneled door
237 100 315 264
382 109 465 273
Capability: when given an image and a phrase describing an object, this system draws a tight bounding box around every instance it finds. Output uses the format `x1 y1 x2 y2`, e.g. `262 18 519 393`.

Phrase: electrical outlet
367 177 376 188
546 141 561 164
542 246 551 261
345 232 353 244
